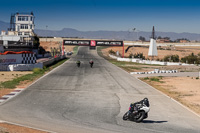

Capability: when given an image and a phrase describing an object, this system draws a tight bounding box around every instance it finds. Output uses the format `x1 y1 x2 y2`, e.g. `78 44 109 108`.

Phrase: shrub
33 68 44 74
128 53 134 58
181 53 200 64
163 54 179 62
150 77 160 82
134 52 145 60
108 49 116 55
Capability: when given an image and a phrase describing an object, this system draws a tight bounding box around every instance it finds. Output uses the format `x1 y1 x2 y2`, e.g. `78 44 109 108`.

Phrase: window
25 16 28 21
25 25 28 29
20 24 29 29
18 32 22 35
30 25 32 29
18 16 28 21
24 32 29 35
18 16 22 21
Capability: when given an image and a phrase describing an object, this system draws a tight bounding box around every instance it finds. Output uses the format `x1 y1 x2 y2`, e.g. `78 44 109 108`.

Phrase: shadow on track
142 120 168 123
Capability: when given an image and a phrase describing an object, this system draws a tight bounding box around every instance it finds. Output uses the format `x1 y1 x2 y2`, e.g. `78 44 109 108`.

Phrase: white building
8 12 35 37
0 12 38 53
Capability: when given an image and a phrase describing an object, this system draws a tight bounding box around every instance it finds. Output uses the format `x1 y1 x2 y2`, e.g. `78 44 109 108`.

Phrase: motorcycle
90 63 93 68
76 61 81 67
123 99 150 123
89 60 94 68
77 63 80 67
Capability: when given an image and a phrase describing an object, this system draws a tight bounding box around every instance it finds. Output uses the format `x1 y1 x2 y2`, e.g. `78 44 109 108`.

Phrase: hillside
1 20 200 41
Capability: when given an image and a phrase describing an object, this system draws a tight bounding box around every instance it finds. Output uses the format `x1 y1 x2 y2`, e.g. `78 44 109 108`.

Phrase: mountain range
1 20 200 41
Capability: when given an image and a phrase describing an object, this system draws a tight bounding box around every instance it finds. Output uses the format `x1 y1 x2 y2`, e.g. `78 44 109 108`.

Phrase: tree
163 37 170 40
139 36 146 42
163 55 179 62
38 46 46 55
174 38 190 42
33 35 40 48
181 53 199 64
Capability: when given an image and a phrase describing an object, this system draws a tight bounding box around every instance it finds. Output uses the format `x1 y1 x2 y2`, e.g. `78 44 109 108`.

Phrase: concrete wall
0 54 23 64
109 54 196 66
0 63 43 71
42 56 66 67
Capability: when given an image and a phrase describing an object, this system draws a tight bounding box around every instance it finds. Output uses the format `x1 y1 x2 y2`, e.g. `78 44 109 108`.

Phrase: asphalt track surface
0 46 200 133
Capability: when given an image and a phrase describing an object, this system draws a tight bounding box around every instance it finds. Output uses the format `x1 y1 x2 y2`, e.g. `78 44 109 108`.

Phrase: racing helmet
143 98 149 107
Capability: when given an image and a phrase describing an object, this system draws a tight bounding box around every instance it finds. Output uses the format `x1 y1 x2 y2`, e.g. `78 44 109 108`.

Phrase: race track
0 46 200 133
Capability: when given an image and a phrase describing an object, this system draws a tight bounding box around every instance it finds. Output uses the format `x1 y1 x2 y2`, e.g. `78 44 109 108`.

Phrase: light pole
132 28 136 41
133 28 140 41
128 28 136 41
132 28 140 41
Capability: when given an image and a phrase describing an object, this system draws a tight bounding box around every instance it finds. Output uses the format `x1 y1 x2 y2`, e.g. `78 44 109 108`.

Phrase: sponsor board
0 54 22 64
96 41 123 46
63 40 123 46
64 40 90 46
91 40 96 46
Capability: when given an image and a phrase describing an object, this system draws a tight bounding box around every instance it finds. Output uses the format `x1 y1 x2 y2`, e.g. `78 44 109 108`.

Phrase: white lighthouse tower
148 26 157 59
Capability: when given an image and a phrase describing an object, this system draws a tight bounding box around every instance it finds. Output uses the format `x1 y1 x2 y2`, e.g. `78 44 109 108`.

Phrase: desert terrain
40 41 76 54
101 45 200 116
141 77 200 115
101 45 200 60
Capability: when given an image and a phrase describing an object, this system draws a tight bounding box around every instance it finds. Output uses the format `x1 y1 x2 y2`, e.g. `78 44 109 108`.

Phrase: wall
0 45 4 53
42 56 65 67
0 54 23 64
0 53 36 65
109 54 195 66
0 54 66 71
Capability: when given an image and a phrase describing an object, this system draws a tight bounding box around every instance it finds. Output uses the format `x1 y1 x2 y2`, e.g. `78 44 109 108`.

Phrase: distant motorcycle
123 98 150 123
89 60 94 68
76 61 81 67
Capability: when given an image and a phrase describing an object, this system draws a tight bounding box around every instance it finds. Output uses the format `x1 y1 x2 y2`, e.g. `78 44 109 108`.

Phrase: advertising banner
90 40 96 46
0 54 22 65
96 41 123 46
63 40 90 46
63 40 123 47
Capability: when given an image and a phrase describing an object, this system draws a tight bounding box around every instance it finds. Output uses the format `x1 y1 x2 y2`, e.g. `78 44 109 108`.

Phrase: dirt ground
40 41 76 53
161 77 200 115
102 45 200 60
0 72 32 83
102 46 200 73
0 71 33 98
141 77 200 115
0 123 47 133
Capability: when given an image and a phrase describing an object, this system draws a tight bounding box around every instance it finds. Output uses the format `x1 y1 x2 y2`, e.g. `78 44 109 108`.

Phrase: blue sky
0 0 200 33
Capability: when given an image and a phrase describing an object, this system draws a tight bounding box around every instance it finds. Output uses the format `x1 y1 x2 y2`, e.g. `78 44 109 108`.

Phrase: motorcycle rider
123 97 150 122
129 98 149 113
76 60 81 67
89 59 94 68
